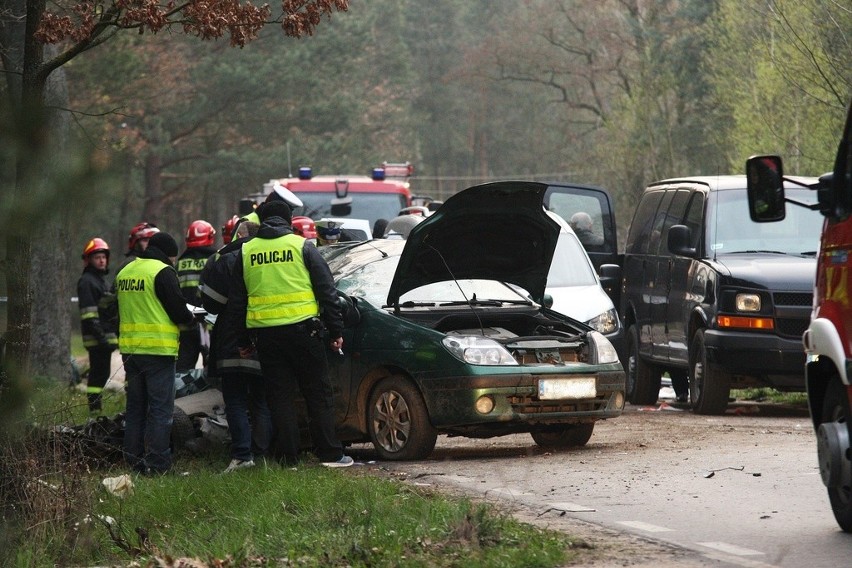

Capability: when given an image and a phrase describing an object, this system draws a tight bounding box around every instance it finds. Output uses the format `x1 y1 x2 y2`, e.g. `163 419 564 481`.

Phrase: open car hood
387 181 561 307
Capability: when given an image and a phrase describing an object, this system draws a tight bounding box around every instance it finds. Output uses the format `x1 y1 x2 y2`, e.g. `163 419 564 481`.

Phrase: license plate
538 377 597 400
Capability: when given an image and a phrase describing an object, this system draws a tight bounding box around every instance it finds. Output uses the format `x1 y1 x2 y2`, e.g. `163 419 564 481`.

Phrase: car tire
626 324 661 405
171 406 197 452
530 423 595 448
689 329 730 415
820 377 852 532
367 376 437 461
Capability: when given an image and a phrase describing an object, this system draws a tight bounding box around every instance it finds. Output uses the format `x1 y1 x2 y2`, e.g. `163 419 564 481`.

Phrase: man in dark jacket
115 232 195 475
199 220 271 473
229 200 352 467
77 237 119 413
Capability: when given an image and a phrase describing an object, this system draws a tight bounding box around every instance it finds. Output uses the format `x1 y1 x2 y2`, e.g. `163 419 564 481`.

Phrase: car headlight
442 336 518 366
587 308 619 334
736 293 761 312
588 331 620 365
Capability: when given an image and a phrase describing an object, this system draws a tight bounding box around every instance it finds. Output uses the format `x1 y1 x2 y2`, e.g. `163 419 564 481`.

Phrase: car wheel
689 329 730 415
171 406 197 452
820 377 852 532
368 376 437 461
530 423 594 448
626 324 661 405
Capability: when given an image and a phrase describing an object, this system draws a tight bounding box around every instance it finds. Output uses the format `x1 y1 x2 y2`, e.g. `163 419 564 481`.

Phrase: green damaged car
326 181 625 460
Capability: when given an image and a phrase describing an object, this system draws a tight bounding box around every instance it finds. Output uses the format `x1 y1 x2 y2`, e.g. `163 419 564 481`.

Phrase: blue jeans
221 372 272 461
122 354 176 473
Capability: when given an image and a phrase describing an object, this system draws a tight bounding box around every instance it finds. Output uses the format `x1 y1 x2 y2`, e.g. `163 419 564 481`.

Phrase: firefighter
175 219 218 372
221 215 240 245
77 238 119 414
291 215 318 245
115 231 194 474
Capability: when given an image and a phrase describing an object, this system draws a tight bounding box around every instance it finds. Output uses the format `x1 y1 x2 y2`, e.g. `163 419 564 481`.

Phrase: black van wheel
689 329 730 415
626 324 661 405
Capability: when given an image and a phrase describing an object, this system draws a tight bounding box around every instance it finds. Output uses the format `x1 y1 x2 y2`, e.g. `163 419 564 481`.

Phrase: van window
684 192 705 249
659 189 691 251
647 190 676 256
625 190 665 254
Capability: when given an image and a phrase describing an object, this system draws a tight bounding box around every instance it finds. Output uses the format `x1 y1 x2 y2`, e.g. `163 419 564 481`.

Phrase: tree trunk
143 153 163 221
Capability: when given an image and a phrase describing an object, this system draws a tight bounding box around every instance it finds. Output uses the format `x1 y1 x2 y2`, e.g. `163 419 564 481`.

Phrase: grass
2 376 582 568
731 387 808 406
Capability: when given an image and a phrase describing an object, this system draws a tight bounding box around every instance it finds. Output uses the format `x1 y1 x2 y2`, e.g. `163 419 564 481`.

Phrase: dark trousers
86 346 114 411
255 325 343 464
176 323 206 372
122 354 176 473
221 371 272 462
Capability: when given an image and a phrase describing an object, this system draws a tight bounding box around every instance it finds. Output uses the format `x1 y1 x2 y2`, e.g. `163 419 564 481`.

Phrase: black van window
625 190 665 254
659 189 691 251
647 190 675 256
684 192 705 250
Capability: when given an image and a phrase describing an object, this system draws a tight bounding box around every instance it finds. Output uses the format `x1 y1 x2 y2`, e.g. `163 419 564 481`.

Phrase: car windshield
293 192 408 226
547 231 598 287
334 252 530 307
707 188 822 255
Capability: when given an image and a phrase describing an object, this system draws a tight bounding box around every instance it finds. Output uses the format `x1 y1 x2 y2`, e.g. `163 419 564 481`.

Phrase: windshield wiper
397 301 436 308
437 299 505 307
800 251 818 257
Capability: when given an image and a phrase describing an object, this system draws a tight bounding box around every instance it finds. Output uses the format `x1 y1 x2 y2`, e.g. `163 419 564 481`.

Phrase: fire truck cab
746 100 852 532
248 162 414 238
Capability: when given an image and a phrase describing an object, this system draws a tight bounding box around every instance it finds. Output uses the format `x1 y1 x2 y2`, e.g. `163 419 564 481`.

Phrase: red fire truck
747 100 852 531
242 162 415 238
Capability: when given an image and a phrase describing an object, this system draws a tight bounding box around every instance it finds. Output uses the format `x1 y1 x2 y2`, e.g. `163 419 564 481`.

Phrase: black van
620 175 821 414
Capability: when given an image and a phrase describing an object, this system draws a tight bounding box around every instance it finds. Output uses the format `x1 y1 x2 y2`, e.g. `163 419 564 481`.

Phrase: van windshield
708 188 822 255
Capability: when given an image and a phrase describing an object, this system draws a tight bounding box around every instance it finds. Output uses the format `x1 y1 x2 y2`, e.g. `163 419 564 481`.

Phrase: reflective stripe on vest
115 258 180 356
242 233 319 328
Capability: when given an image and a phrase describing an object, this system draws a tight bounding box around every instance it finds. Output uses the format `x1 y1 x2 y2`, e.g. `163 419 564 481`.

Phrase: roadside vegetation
1 378 582 567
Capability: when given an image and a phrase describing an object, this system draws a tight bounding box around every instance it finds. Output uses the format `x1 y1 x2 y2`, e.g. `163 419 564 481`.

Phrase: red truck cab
260 163 414 239
747 100 852 531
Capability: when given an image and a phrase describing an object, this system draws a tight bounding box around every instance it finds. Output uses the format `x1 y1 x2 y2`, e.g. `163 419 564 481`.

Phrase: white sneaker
223 459 255 473
321 455 354 468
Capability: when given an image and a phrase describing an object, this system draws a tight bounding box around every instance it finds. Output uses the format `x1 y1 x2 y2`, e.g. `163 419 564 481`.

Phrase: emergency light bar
382 162 413 178
371 167 386 180
298 166 312 180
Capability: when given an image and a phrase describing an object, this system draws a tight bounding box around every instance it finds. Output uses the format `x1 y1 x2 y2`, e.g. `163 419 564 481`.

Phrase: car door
654 188 692 363
666 190 706 366
622 188 666 360
647 189 677 360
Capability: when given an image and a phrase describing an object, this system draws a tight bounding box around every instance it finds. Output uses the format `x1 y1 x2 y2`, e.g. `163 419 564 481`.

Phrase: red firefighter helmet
291 216 317 240
127 222 160 252
82 238 110 262
221 215 240 245
185 219 216 248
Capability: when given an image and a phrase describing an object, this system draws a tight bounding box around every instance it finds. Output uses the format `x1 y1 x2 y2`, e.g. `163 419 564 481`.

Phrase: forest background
0 0 850 383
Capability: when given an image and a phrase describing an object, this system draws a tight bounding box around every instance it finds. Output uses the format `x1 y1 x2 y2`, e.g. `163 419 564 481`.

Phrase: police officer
199 220 271 473
77 238 118 413
176 220 218 372
115 232 194 475
229 200 353 467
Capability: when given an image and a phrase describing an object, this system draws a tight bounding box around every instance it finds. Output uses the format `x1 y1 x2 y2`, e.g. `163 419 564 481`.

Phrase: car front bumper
703 329 805 382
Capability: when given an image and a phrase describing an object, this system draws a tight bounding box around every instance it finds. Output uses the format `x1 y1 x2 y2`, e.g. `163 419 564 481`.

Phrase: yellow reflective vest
115 258 180 356
242 233 319 328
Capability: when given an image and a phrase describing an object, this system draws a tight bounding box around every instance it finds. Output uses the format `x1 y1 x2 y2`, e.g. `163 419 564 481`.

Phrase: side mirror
746 155 786 222
668 225 696 257
337 291 361 327
598 264 621 289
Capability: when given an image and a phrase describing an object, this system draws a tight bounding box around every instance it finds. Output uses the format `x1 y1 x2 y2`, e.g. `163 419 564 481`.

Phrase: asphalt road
349 400 852 567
